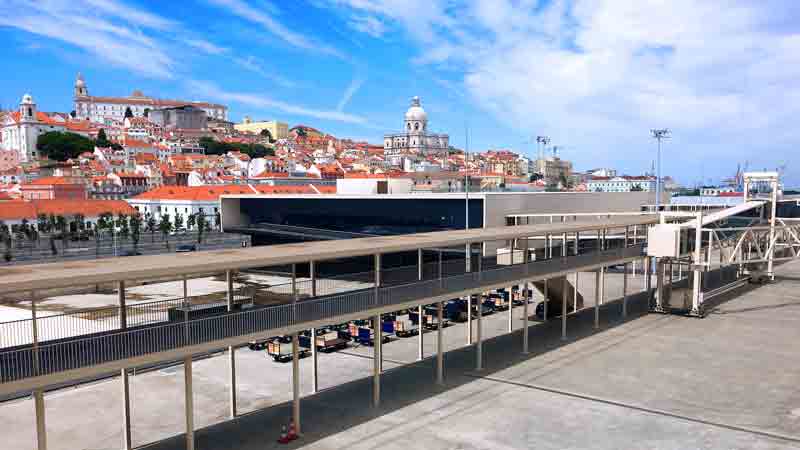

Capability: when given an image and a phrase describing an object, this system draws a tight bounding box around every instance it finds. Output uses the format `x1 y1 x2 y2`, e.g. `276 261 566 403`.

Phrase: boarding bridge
646 172 800 316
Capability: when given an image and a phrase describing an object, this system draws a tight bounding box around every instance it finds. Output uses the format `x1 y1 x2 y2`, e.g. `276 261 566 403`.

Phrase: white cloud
206 0 346 58
184 39 229 55
231 56 298 88
348 15 387 38
336 76 366 111
332 0 800 182
0 0 176 79
188 80 368 124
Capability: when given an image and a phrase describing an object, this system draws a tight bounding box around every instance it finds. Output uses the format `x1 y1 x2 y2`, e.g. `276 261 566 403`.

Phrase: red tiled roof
25 176 84 186
0 199 135 221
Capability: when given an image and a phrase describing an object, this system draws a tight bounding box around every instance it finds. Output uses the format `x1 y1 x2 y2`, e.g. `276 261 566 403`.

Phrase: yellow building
234 117 288 140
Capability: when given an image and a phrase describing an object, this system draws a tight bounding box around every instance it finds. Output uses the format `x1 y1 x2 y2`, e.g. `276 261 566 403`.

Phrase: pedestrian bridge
0 216 656 450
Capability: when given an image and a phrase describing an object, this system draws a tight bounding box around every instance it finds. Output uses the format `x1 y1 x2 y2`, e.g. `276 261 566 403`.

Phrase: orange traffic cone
288 419 298 441
277 425 290 444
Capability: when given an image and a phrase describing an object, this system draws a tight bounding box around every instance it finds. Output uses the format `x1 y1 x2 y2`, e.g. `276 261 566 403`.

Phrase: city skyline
1 0 799 185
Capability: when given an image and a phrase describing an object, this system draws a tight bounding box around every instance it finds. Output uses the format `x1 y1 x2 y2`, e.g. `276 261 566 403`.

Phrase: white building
384 96 449 156
587 176 656 192
73 73 228 123
0 94 66 163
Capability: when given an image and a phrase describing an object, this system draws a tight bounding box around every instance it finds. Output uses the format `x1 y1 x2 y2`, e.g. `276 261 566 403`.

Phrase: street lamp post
650 129 670 211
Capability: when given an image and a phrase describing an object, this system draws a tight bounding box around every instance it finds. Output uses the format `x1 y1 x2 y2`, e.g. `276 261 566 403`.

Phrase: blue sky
1 0 799 186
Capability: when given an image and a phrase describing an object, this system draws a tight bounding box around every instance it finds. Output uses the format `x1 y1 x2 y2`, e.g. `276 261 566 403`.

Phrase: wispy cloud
336 76 366 111
188 80 367 124
184 38 229 55
0 0 176 78
231 56 298 88
206 0 346 58
348 15 387 38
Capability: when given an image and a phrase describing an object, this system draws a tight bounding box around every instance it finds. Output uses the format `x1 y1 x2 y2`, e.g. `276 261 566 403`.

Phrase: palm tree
145 212 157 243
36 214 48 234
187 213 196 231
196 213 206 244
130 213 142 253
96 212 113 257
55 215 67 249
117 213 130 240
158 214 172 250
173 212 184 232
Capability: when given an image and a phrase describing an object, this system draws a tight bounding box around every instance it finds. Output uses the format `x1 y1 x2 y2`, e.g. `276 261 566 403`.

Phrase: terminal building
220 191 659 246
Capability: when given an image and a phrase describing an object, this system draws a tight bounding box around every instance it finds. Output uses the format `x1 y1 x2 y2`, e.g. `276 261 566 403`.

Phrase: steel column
184 356 194 450
507 285 513 333
292 332 301 434
594 269 600 329
121 369 132 450
226 270 237 418
476 291 483 371
436 301 444 385
118 280 127 329
310 261 318 393
417 249 424 361
561 276 568 340
691 212 704 315
622 263 629 319
543 279 548 320
523 282 529 353
374 253 382 405
35 389 46 450
466 243 472 345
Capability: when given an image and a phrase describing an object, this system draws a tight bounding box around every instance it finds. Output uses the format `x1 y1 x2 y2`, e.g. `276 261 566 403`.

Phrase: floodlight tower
650 129 671 211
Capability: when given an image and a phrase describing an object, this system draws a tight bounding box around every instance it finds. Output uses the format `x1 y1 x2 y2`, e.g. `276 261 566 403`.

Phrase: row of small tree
0 210 218 262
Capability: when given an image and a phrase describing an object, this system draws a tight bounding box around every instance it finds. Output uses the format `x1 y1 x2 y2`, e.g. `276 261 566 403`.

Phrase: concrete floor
6 262 800 450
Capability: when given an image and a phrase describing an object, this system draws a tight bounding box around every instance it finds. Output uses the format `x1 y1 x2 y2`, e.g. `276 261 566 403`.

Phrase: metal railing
0 244 644 383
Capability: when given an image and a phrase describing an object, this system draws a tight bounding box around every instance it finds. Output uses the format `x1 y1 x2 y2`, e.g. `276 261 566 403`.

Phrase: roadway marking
466 374 800 445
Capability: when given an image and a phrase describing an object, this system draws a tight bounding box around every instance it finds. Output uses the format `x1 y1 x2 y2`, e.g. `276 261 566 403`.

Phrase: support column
655 259 665 312
561 274 569 341
691 212 704 316
417 249 424 361
35 390 46 450
373 314 381 407
645 256 653 306
184 356 194 450
507 285 513 333
594 269 600 330
121 369 132 450
292 333 301 434
465 243 472 345
574 231 580 311
32 293 47 450
118 281 132 450
290 265 301 434
622 263 629 319
543 279 548 320
118 280 127 329
373 253 381 406
476 292 483 371
310 261 318 393
226 270 237 418
436 301 444 385
523 282 529 354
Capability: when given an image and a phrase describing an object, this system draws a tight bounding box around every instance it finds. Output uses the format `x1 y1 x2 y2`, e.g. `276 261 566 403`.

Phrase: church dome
404 96 427 121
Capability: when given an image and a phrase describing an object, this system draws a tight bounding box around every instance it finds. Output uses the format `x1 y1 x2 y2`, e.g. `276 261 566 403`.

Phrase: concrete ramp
532 276 584 310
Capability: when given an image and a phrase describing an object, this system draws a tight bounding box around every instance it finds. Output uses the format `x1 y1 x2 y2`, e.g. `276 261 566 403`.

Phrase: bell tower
74 72 89 97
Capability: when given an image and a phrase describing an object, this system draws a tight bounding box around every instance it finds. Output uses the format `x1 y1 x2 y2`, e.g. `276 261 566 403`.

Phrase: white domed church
384 96 449 156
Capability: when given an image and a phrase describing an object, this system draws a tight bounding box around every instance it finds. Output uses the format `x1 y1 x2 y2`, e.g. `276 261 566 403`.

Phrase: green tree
215 211 221 231
124 107 133 118
36 214 48 235
259 128 275 143
630 184 644 192
130 213 142 253
55 215 67 246
96 128 111 148
158 214 173 250
145 212 157 243
173 212 184 231
96 212 114 256
117 213 130 240
187 213 196 231
196 213 206 244
36 131 95 161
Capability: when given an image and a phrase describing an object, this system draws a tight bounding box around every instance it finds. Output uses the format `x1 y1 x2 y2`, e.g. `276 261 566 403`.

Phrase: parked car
176 244 197 252
121 250 142 257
